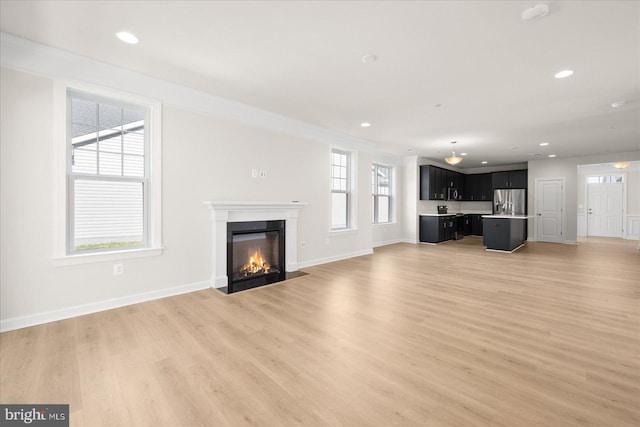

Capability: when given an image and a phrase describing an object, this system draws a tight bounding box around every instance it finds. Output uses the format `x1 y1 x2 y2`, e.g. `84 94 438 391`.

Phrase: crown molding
1 32 378 153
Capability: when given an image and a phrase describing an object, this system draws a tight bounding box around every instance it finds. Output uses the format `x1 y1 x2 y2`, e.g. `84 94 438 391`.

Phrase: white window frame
372 163 393 224
331 148 354 231
52 81 163 266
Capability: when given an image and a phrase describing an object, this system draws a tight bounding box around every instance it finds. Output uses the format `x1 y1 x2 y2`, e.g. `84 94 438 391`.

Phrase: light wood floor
1 237 639 426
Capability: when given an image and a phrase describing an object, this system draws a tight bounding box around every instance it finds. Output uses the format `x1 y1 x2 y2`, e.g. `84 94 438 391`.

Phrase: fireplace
203 201 306 292
227 220 286 293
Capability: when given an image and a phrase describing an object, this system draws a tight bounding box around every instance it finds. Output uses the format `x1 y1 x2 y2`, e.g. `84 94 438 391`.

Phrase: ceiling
1 1 639 167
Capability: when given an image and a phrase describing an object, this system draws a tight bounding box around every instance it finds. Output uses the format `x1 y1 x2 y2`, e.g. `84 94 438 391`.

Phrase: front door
536 179 563 243
587 183 623 237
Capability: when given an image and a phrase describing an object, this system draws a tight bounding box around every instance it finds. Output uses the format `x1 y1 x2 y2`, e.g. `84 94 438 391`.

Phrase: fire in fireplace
227 220 285 293
240 248 273 277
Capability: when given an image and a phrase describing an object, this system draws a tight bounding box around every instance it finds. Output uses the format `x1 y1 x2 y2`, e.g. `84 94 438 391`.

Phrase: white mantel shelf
203 201 307 289
204 200 307 211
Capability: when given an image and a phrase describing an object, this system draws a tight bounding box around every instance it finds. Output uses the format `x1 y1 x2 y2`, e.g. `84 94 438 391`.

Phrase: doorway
587 176 623 238
535 178 563 243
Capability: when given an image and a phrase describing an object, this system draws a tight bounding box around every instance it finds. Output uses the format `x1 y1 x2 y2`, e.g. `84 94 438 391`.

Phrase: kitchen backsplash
418 200 492 214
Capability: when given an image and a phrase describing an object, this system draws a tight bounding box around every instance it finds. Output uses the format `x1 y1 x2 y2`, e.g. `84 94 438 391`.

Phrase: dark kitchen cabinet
420 166 431 200
457 173 466 200
491 172 509 189
462 215 472 236
492 170 528 189
445 170 464 200
509 170 528 188
471 214 484 236
419 215 455 243
465 173 492 201
420 166 446 200
483 217 526 251
443 217 454 241
446 170 455 188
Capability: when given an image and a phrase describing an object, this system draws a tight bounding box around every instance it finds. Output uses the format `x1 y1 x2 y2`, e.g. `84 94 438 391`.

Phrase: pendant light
445 141 463 165
613 162 630 169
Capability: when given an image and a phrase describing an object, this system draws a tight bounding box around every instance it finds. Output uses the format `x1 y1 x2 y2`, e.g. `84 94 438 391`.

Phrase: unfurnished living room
1 1 639 426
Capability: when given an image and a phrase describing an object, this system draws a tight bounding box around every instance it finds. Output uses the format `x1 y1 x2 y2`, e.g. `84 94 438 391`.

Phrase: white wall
528 151 640 243
0 66 403 329
402 156 419 243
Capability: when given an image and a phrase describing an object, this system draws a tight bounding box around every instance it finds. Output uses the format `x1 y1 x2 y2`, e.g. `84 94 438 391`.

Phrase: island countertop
482 214 532 220
420 211 493 217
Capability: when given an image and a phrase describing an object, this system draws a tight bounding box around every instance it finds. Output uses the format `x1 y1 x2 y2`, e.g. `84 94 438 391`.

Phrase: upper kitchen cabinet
445 170 465 200
420 165 465 200
420 165 446 200
465 173 492 201
509 170 528 188
491 170 528 189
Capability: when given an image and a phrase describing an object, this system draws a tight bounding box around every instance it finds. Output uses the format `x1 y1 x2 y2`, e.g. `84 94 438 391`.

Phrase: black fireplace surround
226 220 286 293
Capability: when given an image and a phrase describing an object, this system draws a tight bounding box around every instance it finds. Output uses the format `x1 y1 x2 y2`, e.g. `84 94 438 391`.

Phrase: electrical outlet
300 241 307 248
251 169 258 178
259 171 267 178
113 263 124 276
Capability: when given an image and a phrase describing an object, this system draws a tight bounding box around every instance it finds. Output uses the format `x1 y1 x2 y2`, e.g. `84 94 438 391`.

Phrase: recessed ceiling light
362 54 378 63
539 142 549 146
554 69 574 79
407 148 415 153
481 161 488 164
116 31 139 44
461 152 468 156
360 122 371 127
611 101 626 108
434 103 443 108
548 154 556 158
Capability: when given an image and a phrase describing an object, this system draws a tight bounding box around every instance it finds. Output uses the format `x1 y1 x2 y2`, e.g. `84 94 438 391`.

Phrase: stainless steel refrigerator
493 189 526 215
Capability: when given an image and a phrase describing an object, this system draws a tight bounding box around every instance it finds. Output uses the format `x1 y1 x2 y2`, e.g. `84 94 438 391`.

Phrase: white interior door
587 183 623 237
536 179 563 243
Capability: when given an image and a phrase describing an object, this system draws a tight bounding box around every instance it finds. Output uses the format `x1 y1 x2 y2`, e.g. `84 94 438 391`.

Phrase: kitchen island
482 215 531 252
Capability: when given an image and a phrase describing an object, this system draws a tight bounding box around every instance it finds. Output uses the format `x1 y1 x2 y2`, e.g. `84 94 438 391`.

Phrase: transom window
586 175 623 184
372 163 392 223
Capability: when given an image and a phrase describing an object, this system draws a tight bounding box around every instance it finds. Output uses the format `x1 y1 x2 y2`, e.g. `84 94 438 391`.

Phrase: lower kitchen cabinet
471 214 484 236
419 216 455 243
462 215 472 236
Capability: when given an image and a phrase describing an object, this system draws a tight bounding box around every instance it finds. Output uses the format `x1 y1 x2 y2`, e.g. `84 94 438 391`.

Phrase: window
331 149 351 230
586 175 623 184
65 89 159 255
372 163 392 223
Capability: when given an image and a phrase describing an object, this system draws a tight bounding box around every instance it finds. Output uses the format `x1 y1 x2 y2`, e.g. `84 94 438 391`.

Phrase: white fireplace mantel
203 201 307 288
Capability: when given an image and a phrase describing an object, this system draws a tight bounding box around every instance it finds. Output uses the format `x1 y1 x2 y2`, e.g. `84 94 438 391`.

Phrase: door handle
537 213 541 216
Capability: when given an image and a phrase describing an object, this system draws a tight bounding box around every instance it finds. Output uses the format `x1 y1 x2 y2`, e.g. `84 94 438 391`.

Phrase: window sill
51 247 164 266
373 222 397 227
329 228 358 235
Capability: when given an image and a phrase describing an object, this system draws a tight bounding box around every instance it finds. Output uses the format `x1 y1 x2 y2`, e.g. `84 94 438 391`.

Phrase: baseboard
564 240 578 245
402 238 418 244
0 280 211 333
373 239 404 248
298 249 374 269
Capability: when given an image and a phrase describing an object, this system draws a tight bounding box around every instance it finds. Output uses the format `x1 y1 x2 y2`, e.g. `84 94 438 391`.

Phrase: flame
241 249 271 276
